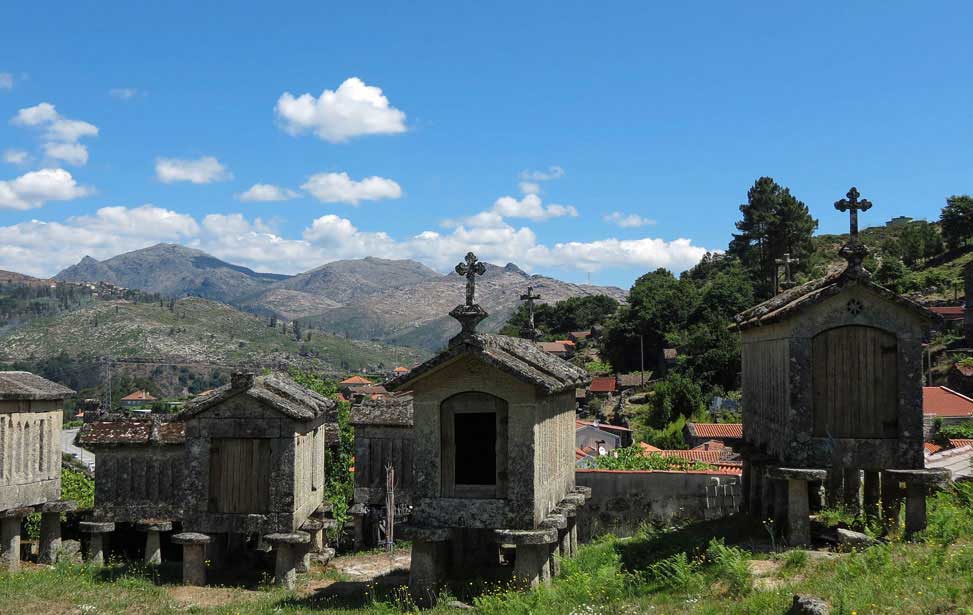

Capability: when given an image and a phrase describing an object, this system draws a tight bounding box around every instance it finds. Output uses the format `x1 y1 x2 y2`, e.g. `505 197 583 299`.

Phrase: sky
1 2 971 287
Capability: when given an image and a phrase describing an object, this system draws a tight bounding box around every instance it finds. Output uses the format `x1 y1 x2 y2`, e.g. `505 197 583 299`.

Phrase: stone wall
574 469 742 541
0 403 62 511
92 446 185 522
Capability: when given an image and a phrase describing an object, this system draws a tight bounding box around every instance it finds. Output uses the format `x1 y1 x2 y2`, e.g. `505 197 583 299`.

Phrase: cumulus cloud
237 183 298 202
155 156 232 184
301 172 402 205
0 73 13 90
10 102 98 166
275 77 407 143
518 181 541 195
0 205 197 277
3 149 29 165
520 166 565 182
491 193 578 221
604 211 656 228
109 88 142 100
0 168 93 210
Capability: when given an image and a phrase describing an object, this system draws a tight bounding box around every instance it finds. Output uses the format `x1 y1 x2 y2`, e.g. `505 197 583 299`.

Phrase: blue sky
1 2 971 287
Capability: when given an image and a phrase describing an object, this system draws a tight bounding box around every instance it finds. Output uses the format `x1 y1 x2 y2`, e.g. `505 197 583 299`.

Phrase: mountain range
52 244 626 350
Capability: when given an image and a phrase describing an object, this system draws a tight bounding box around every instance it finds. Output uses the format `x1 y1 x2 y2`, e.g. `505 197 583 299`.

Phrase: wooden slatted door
812 325 898 438
208 438 272 513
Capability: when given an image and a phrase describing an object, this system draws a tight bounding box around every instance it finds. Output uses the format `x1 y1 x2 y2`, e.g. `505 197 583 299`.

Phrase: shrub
591 445 713 472
648 552 701 590
705 538 752 596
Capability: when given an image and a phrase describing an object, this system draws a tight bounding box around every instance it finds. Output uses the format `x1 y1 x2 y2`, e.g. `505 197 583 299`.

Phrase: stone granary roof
731 269 941 331
0 371 75 401
77 415 185 447
179 372 336 421
350 394 414 427
387 333 591 394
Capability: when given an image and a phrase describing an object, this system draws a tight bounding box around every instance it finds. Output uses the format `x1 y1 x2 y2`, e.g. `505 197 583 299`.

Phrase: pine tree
940 195 973 250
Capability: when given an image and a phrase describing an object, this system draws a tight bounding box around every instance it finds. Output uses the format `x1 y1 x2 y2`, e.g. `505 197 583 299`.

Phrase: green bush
705 538 752 596
648 552 701 590
591 444 713 472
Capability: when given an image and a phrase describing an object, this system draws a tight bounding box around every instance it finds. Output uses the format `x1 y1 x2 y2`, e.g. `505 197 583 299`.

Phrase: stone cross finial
834 187 873 278
519 286 541 340
834 187 872 239
774 253 800 292
455 252 486 307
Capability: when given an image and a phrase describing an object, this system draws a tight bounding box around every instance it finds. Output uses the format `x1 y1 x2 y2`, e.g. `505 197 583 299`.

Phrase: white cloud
275 77 407 143
301 172 402 205
520 166 565 182
238 183 299 202
155 156 232 184
3 149 30 165
519 181 541 195
10 103 98 166
0 73 13 90
604 211 656 228
43 142 88 166
0 168 93 210
491 193 578 221
109 88 142 100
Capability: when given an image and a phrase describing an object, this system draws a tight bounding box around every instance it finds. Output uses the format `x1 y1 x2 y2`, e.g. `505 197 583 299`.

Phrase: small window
454 412 497 485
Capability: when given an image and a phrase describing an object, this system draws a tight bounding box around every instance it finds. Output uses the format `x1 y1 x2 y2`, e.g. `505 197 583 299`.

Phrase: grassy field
2 484 972 614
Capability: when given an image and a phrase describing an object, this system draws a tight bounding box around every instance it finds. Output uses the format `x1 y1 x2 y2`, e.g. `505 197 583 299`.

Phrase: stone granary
386 252 592 602
0 371 77 570
76 372 335 589
733 188 948 547
349 393 416 548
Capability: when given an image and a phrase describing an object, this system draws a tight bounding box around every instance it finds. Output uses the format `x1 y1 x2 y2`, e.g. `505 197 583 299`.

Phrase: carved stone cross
834 187 872 239
519 286 541 338
775 252 800 290
455 251 486 306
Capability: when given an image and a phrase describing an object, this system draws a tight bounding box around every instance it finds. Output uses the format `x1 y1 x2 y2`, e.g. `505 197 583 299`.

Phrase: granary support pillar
39 501 77 564
767 468 827 547
842 469 861 514
264 532 310 590
886 469 950 538
863 471 881 522
79 521 115 566
1 508 31 571
408 529 450 608
553 503 577 560
826 466 843 508
172 532 212 586
496 528 558 589
541 512 568 578
136 520 173 566
562 490 589 555
881 471 903 531
301 518 325 554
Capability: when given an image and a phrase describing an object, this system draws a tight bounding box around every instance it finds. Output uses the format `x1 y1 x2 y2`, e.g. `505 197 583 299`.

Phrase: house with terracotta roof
339 375 375 397
120 389 157 408
588 376 617 397
947 362 973 398
568 330 592 344
392 366 410 375
539 341 574 358
922 386 973 438
576 419 633 452
684 422 743 448
949 438 973 449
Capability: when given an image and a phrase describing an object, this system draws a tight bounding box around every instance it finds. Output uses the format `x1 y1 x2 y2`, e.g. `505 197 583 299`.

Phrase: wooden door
812 325 898 438
208 438 272 513
440 392 509 498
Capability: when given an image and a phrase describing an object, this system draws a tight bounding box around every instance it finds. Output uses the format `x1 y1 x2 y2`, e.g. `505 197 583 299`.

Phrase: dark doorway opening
454 412 496 485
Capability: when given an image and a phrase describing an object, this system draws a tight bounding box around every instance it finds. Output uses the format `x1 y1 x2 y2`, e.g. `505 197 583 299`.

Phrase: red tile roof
639 442 661 453
589 376 617 393
922 387 973 417
340 375 372 385
948 438 973 449
929 306 965 320
576 419 631 432
393 366 410 374
539 341 571 354
924 442 943 454
687 423 743 439
120 390 156 402
954 364 973 377
575 446 598 461
692 439 728 452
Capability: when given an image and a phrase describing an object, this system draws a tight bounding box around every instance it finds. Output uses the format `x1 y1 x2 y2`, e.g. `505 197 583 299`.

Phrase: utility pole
639 335 645 387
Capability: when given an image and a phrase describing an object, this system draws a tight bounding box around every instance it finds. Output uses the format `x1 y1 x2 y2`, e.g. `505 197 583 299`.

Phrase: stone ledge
553 503 577 518
560 493 586 507
79 521 116 533
884 468 951 485
172 532 212 545
570 486 592 500
263 532 310 545
540 514 567 530
0 506 36 518
766 467 829 481
39 500 78 514
494 528 557 545
136 520 173 532
300 519 324 532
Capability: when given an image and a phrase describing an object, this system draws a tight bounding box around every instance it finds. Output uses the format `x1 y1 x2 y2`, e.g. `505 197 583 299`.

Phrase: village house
576 419 633 449
120 390 156 408
538 340 574 359
922 386 973 438
338 375 375 398
733 188 947 547
0 371 77 570
383 252 591 601
587 376 617 398
567 330 591 344
684 422 743 449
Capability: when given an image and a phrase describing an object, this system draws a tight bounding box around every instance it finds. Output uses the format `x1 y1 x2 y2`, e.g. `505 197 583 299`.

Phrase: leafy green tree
875 257 909 293
899 221 944 266
728 177 818 299
501 295 619 337
645 372 705 429
940 195 973 250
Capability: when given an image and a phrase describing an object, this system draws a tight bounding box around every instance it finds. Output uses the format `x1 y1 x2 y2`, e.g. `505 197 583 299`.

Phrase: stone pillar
79 521 115 566
301 518 325 553
826 466 843 508
749 463 763 516
496 528 558 589
38 501 76 565
0 508 30 572
408 532 450 607
541 513 567 579
172 532 212 586
808 481 825 513
886 469 950 538
553 503 578 558
863 471 881 522
843 469 861 514
761 473 775 520
767 468 826 548
295 543 312 574
561 492 586 554
264 532 310 590
773 479 788 530
881 472 903 530
741 459 752 512
136 520 173 566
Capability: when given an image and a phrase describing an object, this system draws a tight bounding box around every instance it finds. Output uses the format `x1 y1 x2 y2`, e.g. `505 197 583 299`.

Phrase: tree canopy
940 195 973 251
501 294 619 338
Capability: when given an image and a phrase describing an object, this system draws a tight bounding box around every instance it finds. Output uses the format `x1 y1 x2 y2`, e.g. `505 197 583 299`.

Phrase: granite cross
520 286 541 332
775 252 800 290
455 251 486 306
834 187 872 239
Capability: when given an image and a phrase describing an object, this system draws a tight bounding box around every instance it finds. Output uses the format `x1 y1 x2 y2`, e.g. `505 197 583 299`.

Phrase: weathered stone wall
354 424 415 506
92 446 185 522
0 401 62 511
409 353 538 529
575 470 742 541
532 390 575 525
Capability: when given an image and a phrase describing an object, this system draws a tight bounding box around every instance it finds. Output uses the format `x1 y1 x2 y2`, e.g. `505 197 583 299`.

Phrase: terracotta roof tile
922 387 973 418
948 438 973 449
120 390 156 402
576 419 631 432
924 442 943 454
340 376 373 385
687 423 743 439
589 377 617 393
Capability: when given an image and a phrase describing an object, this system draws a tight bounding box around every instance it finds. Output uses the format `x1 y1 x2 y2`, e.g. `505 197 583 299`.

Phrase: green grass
3 484 973 614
